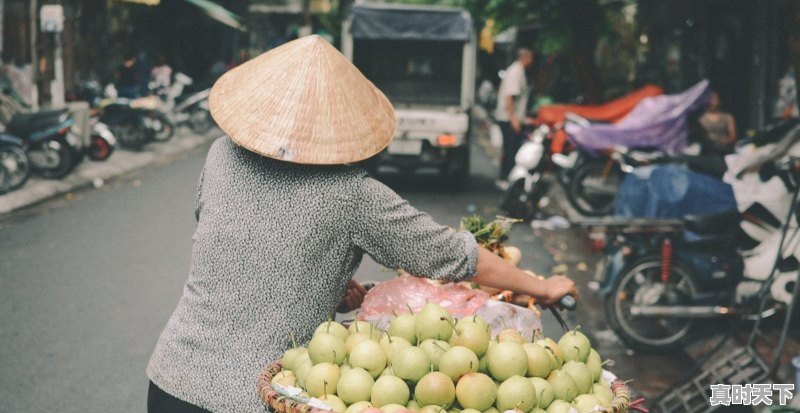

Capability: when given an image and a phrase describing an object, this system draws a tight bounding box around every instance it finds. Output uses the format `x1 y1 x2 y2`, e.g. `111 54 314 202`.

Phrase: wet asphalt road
0 134 688 412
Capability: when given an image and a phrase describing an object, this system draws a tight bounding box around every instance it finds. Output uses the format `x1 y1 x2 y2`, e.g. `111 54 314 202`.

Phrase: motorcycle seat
6 109 69 137
683 209 741 235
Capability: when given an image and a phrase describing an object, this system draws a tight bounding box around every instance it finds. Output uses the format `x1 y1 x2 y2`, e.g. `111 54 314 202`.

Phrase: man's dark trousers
498 121 524 179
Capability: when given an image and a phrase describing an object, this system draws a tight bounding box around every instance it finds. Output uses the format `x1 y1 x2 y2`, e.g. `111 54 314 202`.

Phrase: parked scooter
157 73 214 134
129 95 175 142
85 118 116 161
96 83 170 150
5 109 84 179
0 133 31 194
96 99 154 150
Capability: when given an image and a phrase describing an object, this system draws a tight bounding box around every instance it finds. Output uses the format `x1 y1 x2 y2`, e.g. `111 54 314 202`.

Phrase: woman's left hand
337 279 368 313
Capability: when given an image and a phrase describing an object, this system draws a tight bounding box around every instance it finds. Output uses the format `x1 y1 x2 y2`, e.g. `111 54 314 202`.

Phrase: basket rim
258 360 632 413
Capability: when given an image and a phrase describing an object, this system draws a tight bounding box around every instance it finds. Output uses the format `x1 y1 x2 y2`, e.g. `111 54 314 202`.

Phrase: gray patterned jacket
146 137 479 412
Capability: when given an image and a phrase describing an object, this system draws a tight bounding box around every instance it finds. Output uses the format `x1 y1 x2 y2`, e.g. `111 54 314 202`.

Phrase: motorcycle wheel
501 178 536 220
604 256 699 352
152 114 174 142
37 139 75 179
567 159 622 216
0 143 31 193
113 122 148 150
188 108 213 134
88 134 114 161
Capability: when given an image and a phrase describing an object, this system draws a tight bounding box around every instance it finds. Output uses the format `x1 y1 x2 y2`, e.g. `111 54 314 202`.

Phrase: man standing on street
494 48 533 189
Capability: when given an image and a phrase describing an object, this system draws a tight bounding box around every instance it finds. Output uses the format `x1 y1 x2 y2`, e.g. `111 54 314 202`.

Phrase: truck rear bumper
376 142 463 172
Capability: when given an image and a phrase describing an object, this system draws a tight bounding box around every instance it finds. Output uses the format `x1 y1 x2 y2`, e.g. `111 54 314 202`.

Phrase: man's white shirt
494 60 529 122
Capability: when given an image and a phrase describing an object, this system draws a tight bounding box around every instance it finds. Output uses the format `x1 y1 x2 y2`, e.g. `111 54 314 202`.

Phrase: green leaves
460 215 519 249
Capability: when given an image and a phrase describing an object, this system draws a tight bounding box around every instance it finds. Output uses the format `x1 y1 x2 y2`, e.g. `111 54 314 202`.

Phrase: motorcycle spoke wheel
501 179 535 220
188 109 213 134
608 259 698 351
37 140 74 179
568 161 622 216
0 145 31 192
114 124 147 150
153 116 174 142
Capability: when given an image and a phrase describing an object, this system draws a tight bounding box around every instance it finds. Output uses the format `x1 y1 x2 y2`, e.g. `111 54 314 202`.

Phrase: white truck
342 3 476 188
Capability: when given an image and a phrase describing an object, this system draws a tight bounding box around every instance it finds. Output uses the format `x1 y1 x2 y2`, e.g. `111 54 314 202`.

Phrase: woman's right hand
473 247 579 307
535 275 579 308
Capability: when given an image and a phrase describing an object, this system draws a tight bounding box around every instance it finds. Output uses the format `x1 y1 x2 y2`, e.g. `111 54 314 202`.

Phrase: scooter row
91 73 213 150
0 73 213 196
0 106 116 195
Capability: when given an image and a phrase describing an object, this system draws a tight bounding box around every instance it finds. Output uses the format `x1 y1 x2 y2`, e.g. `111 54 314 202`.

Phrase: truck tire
441 146 470 191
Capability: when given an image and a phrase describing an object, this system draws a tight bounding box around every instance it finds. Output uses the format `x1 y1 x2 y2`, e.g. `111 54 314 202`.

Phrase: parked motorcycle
96 82 177 149
5 109 83 179
96 98 159 150
582 155 800 352
131 95 174 142
158 73 213 134
0 133 31 194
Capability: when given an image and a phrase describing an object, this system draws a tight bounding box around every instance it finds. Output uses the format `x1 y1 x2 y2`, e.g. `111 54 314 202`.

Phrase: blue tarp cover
614 164 736 218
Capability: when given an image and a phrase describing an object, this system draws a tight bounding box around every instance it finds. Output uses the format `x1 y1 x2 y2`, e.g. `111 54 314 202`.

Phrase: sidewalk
0 128 220 215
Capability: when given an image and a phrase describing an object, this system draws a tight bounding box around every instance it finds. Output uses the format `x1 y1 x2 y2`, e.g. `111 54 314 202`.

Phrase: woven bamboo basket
258 360 633 413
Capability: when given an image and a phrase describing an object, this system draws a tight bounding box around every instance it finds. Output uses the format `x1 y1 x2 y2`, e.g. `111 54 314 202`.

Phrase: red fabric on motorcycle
537 85 663 153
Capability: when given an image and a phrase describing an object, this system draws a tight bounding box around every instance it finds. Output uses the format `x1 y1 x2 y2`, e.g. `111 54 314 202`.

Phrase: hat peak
208 36 397 165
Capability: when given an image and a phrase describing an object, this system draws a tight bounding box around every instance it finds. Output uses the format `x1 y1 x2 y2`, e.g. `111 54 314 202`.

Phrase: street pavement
0 131 686 412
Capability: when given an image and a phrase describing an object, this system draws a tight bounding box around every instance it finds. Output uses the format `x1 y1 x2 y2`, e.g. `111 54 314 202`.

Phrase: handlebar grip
559 295 577 311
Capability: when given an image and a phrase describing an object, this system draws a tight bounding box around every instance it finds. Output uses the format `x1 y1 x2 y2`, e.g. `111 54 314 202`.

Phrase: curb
0 128 220 216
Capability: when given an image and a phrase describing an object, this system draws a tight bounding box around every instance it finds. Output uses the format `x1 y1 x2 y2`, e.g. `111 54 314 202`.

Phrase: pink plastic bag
360 276 489 318
358 277 542 338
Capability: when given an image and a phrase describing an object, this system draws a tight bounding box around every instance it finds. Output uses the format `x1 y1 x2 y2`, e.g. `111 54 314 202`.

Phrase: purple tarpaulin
565 80 710 153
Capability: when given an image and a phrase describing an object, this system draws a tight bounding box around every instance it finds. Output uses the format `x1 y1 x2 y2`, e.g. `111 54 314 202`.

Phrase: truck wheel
441 146 470 191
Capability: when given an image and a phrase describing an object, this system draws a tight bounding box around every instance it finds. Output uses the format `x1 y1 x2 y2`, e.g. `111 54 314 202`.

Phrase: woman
146 36 578 413
699 91 737 155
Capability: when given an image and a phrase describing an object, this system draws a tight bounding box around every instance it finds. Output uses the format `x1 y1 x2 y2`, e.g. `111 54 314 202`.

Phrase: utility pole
30 0 39 109
52 27 65 108
40 4 65 108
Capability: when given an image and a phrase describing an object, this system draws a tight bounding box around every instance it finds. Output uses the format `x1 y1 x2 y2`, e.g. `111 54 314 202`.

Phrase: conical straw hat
209 35 397 165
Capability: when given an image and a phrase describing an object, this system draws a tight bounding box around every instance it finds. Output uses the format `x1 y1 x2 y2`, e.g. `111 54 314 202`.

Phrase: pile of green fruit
274 303 615 413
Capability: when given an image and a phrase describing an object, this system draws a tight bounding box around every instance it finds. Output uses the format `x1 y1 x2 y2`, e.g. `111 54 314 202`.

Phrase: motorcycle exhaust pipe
629 305 741 318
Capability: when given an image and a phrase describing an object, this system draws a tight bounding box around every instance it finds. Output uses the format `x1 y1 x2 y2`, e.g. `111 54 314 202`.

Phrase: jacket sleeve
349 176 478 281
